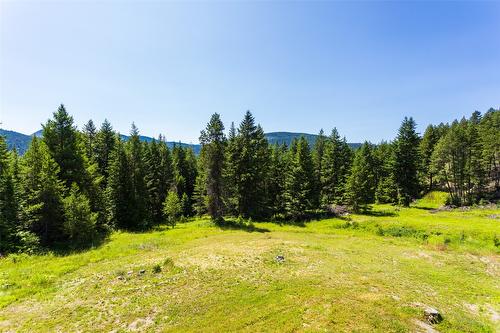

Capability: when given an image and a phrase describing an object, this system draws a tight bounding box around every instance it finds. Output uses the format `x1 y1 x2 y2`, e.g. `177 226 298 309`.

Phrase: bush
15 231 40 254
63 185 98 248
152 264 162 273
163 191 182 227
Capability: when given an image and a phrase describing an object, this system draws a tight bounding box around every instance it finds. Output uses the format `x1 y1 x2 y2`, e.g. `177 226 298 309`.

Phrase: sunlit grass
0 200 498 332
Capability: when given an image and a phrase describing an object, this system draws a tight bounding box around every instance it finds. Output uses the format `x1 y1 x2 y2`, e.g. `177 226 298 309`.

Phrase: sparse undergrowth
0 203 498 332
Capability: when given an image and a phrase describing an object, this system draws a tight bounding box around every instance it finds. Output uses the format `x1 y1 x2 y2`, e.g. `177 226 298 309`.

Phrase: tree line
0 105 498 253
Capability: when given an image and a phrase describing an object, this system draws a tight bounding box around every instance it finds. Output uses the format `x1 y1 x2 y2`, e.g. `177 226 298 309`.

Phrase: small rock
139 269 146 275
424 307 442 324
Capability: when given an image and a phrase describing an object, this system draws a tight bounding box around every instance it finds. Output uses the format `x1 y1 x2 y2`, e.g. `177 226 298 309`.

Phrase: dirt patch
127 317 154 331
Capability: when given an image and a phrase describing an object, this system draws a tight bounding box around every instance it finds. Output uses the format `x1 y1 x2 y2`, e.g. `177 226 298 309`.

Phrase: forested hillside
0 105 498 254
1 129 361 156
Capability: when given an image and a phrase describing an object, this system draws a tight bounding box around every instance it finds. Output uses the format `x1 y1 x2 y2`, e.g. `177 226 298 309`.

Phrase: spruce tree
83 119 97 161
479 109 500 191
163 191 182 228
183 147 198 216
144 139 163 224
346 142 377 212
229 111 269 218
193 148 208 216
430 116 487 205
106 139 134 229
224 122 239 215
63 185 98 248
0 136 18 253
199 113 226 222
20 137 65 246
95 119 116 185
312 129 326 208
268 144 288 217
373 141 398 203
321 128 352 206
144 138 174 224
392 117 420 206
42 104 86 189
284 137 314 220
127 124 148 228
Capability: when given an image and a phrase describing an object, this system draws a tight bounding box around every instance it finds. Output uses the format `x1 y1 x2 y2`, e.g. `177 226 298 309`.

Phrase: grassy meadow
0 193 499 332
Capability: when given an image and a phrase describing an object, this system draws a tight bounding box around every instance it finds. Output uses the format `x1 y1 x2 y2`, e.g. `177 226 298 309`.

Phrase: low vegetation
0 194 498 332
1 106 499 254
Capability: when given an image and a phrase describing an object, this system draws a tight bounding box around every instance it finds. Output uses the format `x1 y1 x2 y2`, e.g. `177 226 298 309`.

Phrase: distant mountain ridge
1 129 360 155
264 131 361 149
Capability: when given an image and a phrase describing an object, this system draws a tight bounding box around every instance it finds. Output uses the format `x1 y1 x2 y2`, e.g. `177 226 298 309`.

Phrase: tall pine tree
127 124 148 228
0 136 19 253
392 117 420 206
95 119 116 185
42 104 86 189
284 137 315 220
19 137 65 246
346 142 377 212
199 114 226 222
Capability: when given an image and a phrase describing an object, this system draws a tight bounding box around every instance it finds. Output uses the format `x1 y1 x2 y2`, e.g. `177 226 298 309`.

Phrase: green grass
1 194 499 332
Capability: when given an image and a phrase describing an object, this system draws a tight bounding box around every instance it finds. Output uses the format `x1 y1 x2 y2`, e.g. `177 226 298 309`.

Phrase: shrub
15 231 40 254
63 185 98 248
152 264 162 273
163 191 182 227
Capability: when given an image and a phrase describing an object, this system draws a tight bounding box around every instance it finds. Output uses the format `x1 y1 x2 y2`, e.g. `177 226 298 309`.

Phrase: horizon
1 1 499 142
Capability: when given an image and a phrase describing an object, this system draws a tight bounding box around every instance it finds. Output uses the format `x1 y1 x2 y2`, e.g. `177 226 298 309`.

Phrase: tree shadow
50 234 110 257
216 219 270 233
412 206 434 211
357 210 397 217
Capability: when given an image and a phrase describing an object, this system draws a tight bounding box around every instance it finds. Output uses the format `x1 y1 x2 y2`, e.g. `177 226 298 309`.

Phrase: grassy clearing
0 195 499 332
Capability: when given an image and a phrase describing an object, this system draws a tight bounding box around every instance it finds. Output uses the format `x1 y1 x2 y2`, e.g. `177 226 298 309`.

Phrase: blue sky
1 1 499 144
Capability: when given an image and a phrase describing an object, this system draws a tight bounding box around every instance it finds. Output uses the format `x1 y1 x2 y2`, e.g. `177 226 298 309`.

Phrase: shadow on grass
50 234 110 257
357 210 397 217
412 206 434 211
216 219 270 233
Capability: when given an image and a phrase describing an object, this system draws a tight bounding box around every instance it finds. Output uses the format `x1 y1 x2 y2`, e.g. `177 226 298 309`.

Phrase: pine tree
19 137 65 246
95 119 116 185
199 113 226 222
284 137 314 220
228 111 269 218
144 139 163 224
479 109 499 191
144 138 174 224
430 117 485 205
127 123 148 228
42 104 86 189
0 136 18 253
373 141 398 203
193 148 208 216
312 129 326 207
63 185 98 248
163 191 182 228
346 142 377 212
419 124 448 191
224 122 239 215
321 128 353 206
268 144 288 216
392 117 420 206
183 148 198 216
106 139 134 229
83 119 98 161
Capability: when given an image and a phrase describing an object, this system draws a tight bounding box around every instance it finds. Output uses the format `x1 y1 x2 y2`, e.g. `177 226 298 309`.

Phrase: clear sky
1 1 499 144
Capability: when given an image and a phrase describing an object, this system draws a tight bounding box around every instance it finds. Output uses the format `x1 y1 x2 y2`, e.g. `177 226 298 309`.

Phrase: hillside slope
2 129 361 154
1 204 498 332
